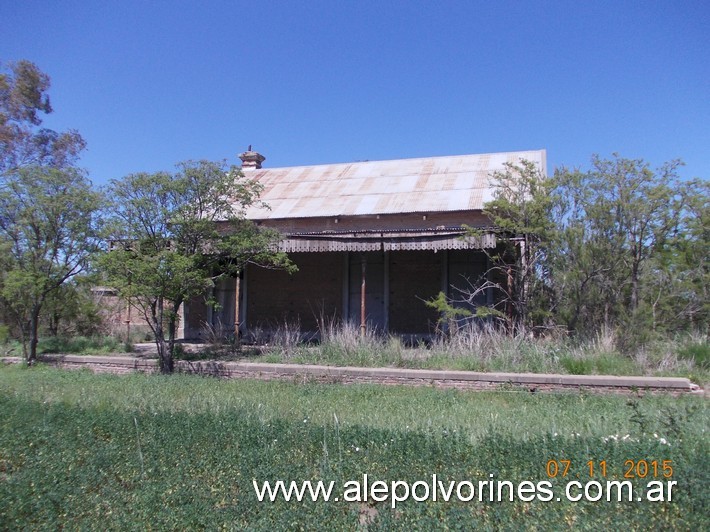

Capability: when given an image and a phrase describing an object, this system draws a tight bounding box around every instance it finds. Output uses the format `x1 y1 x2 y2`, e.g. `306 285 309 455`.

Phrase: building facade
181 149 546 340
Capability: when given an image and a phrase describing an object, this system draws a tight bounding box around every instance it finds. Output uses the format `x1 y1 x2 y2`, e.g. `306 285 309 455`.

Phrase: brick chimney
239 145 265 170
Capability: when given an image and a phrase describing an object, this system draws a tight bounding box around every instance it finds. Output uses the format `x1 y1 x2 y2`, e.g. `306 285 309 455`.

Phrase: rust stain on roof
242 150 546 220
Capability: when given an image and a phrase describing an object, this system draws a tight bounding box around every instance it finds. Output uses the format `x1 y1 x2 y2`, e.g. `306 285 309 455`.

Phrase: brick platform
2 354 703 395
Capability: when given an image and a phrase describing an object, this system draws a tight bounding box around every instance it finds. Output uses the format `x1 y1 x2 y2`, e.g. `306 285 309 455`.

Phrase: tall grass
258 320 708 383
3 320 706 383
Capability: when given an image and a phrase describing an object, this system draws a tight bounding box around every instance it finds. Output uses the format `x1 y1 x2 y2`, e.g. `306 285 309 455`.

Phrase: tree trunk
151 298 173 374
154 332 172 374
517 239 528 335
18 321 28 361
167 317 177 373
48 309 60 337
506 264 514 334
630 262 640 312
166 299 182 374
28 306 41 365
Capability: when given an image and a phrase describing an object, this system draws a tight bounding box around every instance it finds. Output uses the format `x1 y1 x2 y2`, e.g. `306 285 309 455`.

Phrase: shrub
677 341 710 370
37 335 125 355
560 356 593 375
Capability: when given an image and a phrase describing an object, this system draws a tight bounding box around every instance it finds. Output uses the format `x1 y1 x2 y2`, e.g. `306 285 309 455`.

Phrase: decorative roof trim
277 231 495 253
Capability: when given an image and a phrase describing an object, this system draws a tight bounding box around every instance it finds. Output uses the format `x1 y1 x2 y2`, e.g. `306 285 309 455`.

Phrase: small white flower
355 447 360 452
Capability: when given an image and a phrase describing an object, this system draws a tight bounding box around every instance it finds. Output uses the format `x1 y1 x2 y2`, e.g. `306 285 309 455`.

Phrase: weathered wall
246 252 345 331
183 292 215 340
241 249 491 336
92 290 153 341
388 251 442 334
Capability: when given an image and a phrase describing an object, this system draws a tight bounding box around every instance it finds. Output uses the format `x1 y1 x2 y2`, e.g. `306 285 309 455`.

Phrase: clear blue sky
2 0 708 184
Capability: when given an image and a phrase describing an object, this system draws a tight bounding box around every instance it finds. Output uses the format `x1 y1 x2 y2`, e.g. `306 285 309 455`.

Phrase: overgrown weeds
2 320 707 384
255 320 709 383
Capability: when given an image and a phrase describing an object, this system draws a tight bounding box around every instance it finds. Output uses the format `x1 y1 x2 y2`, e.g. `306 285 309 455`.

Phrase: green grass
677 341 710 370
1 364 700 438
37 335 129 355
0 365 707 529
0 335 130 357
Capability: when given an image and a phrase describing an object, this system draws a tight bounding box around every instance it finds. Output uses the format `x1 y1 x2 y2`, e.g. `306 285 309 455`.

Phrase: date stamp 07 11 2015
545 459 674 480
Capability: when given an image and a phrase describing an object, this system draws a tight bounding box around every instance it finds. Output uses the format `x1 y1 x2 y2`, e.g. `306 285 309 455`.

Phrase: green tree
99 160 293 374
464 153 705 347
42 279 104 337
640 178 709 334
674 179 710 331
1 60 85 173
471 159 557 333
0 166 103 362
552 155 687 341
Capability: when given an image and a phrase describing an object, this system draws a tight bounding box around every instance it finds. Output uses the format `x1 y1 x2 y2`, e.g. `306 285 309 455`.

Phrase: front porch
182 247 496 341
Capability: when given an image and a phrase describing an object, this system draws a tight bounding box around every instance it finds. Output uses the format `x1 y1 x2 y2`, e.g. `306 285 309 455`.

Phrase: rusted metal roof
243 150 546 220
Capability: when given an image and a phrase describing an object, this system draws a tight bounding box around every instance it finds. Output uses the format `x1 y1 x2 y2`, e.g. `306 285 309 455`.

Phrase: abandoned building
180 148 547 340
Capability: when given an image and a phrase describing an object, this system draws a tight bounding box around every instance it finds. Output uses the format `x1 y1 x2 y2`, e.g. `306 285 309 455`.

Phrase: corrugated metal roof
242 149 546 220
